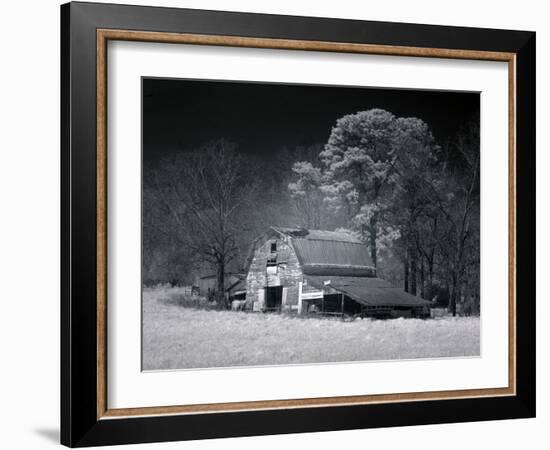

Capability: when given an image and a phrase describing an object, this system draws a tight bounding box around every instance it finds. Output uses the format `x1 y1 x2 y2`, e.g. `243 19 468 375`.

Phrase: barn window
267 241 278 266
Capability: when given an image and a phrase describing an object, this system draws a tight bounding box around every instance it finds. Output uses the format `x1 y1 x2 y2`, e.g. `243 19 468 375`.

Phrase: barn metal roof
272 227 374 273
302 264 375 277
304 275 431 307
292 239 373 270
227 278 247 295
273 227 362 243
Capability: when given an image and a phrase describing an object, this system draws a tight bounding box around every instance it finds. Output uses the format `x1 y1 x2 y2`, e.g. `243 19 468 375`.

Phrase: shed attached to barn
198 273 244 298
244 227 430 318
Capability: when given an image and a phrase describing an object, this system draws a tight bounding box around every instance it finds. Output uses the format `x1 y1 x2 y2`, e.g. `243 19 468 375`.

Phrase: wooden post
341 293 345 317
321 295 324 314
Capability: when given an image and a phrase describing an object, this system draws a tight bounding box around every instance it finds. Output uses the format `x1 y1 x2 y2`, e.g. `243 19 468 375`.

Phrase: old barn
245 227 431 318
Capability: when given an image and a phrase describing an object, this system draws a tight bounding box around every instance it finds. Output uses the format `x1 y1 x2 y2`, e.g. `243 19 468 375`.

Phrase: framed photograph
61 1 535 447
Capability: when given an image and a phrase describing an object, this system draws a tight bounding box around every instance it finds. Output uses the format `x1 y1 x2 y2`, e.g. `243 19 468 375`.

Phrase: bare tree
435 120 480 316
390 117 440 296
152 140 257 306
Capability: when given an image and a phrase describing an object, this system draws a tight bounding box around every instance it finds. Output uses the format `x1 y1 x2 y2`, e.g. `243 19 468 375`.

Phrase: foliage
288 161 324 228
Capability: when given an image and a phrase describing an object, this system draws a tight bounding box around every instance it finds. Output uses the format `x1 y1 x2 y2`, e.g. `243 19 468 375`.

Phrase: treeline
143 108 480 315
289 109 480 315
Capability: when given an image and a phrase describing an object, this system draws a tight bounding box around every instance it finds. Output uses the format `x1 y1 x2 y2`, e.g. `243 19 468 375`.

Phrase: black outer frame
61 1 536 447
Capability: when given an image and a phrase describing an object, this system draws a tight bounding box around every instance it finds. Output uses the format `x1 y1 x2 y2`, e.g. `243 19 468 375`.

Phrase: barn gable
245 230 303 312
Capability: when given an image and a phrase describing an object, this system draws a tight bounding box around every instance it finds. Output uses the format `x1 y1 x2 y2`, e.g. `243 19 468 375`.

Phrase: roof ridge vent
289 227 309 237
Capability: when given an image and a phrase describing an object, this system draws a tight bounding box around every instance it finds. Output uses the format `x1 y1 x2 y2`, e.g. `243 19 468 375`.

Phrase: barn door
265 286 283 311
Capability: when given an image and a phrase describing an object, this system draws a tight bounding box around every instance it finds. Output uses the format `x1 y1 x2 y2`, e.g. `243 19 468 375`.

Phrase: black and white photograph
142 78 481 371
0 0 542 447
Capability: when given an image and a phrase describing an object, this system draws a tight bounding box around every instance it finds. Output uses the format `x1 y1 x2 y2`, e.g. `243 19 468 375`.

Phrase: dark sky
143 77 479 161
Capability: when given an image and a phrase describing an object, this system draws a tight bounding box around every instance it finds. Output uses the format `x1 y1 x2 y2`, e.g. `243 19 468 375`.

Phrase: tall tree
390 117 440 296
288 161 324 228
320 109 398 268
436 119 480 316
143 161 202 286
151 140 257 305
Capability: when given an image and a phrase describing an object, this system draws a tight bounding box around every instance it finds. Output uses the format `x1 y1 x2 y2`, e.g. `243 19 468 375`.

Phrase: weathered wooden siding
246 235 303 312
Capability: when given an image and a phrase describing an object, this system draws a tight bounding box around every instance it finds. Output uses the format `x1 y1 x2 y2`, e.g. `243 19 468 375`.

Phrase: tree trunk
314 199 321 229
369 215 377 269
216 261 226 308
410 245 417 296
427 256 434 298
449 275 457 317
404 249 410 293
420 256 425 299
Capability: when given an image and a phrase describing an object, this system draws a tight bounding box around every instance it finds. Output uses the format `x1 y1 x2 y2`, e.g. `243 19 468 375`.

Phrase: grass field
142 287 480 370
